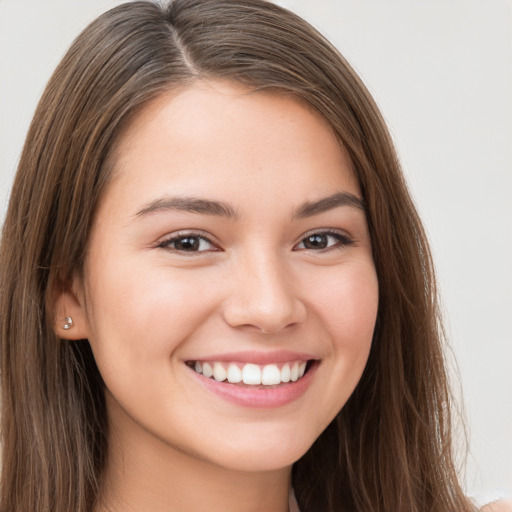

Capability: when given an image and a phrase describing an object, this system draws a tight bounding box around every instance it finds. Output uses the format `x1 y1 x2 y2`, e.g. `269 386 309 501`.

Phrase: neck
96 403 292 512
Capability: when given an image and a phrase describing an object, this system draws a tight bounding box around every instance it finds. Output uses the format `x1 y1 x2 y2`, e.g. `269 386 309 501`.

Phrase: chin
203 428 318 473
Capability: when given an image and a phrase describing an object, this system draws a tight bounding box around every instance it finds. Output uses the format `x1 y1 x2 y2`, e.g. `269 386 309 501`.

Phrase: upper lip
185 350 317 365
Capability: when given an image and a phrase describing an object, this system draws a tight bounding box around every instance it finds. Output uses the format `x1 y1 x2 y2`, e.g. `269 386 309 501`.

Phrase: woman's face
66 81 378 472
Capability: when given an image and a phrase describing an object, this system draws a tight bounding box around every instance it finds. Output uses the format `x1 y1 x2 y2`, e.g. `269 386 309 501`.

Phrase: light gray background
0 0 510 503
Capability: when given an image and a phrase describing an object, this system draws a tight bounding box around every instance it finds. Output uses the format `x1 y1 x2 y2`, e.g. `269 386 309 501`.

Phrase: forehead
103 80 360 215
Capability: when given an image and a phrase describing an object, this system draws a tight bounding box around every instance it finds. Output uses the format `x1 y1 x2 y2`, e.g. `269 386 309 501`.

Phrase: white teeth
242 363 262 385
191 360 310 386
281 364 291 383
213 362 227 382
290 362 299 382
227 363 242 383
202 362 213 378
261 364 281 385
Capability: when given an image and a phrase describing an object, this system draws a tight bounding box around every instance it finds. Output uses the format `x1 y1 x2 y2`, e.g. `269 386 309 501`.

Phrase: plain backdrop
0 0 510 503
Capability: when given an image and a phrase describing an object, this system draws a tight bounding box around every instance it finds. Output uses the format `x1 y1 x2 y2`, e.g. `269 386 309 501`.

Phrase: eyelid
293 228 354 251
154 228 353 254
156 230 220 253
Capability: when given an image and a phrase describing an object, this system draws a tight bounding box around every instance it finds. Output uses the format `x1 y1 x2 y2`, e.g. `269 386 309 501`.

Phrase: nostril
222 293 307 334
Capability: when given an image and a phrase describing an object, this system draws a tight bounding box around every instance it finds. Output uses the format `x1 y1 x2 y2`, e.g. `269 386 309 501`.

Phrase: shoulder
480 500 512 512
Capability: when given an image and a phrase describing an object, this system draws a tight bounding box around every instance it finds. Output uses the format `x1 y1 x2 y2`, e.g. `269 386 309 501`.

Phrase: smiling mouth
186 360 313 387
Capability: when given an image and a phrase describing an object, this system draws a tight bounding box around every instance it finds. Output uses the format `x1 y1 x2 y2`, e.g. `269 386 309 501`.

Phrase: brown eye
302 234 330 249
174 237 201 251
159 234 216 253
295 231 353 251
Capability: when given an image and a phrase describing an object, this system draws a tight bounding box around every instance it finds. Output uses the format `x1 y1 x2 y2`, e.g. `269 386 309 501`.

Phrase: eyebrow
135 196 240 220
292 192 365 219
135 192 365 220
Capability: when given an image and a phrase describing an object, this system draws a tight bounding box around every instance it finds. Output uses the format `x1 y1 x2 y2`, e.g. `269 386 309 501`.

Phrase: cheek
291 261 378 429
303 261 379 349
331 268 378 380
83 256 220 368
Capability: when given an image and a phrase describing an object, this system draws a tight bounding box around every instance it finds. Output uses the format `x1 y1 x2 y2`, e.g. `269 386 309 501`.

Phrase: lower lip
189 363 317 409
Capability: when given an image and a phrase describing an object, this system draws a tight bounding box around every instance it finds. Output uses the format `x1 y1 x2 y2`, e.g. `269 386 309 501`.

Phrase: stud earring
63 316 74 330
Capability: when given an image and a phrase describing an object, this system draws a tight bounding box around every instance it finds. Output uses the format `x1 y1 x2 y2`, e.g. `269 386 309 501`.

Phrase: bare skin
56 81 378 512
481 500 512 512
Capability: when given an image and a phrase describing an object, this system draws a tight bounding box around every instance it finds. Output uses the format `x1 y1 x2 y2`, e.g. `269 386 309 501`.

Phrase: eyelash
157 232 216 253
295 230 354 251
157 230 354 254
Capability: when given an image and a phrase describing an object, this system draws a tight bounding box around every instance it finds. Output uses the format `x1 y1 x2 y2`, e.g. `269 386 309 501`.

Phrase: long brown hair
0 1 476 511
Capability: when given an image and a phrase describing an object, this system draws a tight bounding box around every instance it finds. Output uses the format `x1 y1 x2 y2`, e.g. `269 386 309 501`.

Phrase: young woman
0 1 508 511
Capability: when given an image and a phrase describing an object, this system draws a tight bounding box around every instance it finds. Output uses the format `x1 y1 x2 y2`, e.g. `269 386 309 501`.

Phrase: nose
222 251 307 333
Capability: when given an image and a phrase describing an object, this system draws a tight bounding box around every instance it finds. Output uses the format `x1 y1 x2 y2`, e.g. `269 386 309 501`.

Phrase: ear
53 273 91 340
